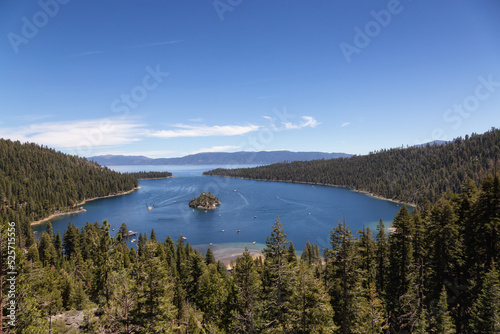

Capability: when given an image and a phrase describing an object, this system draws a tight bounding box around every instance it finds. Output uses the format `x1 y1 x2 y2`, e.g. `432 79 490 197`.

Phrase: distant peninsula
189 192 221 210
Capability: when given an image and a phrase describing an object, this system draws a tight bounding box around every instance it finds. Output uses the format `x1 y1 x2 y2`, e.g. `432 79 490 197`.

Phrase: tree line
204 128 500 205
125 171 172 180
1 173 499 333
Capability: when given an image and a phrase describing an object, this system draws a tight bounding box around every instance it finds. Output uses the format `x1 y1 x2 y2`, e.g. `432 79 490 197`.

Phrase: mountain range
89 151 353 166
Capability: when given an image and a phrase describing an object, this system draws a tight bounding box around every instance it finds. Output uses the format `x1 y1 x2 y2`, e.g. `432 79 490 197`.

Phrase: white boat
128 230 138 236
131 239 136 243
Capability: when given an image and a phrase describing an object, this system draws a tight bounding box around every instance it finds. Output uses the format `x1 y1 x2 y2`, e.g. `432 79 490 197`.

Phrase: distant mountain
89 151 353 166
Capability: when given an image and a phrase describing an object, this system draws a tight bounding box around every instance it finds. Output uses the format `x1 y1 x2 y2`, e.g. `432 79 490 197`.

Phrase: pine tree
197 263 229 330
100 269 138 333
429 199 463 299
135 241 176 332
288 242 298 265
261 218 295 332
358 227 377 288
150 228 157 243
205 248 216 266
63 222 80 259
433 285 456 334
387 205 416 331
232 247 262 333
302 240 313 264
375 219 389 297
470 264 500 333
325 219 360 334
353 282 387 334
289 263 336 333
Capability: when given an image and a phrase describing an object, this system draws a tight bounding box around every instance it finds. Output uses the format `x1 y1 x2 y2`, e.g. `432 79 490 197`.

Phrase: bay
32 165 408 260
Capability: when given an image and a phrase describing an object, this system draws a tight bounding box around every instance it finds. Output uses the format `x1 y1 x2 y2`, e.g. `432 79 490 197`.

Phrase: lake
32 165 407 260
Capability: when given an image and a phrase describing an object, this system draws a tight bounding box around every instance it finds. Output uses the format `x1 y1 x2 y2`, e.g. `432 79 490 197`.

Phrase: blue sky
1 0 499 158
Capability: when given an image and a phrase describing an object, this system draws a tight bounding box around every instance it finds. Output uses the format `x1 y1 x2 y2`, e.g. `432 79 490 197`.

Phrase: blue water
32 165 407 254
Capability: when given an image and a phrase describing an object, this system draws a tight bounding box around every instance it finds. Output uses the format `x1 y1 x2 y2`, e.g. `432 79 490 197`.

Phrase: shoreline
30 186 140 226
207 175 416 207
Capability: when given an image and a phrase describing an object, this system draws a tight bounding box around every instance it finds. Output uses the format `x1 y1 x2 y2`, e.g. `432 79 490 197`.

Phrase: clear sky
1 0 499 158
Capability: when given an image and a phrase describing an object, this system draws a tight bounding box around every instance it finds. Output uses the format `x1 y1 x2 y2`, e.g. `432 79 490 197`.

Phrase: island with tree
189 192 221 210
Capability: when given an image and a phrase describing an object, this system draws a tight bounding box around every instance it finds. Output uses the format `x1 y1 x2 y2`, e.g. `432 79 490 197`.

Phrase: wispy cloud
283 116 320 130
341 122 351 127
190 145 240 154
149 123 260 138
128 40 182 49
0 117 144 149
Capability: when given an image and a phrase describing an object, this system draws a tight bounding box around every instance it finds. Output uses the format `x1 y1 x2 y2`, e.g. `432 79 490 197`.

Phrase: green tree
387 205 416 331
325 219 361 334
470 265 500 333
232 247 262 333
432 285 456 334
136 241 176 332
197 263 229 330
375 219 389 297
289 264 336 333
205 248 216 266
100 269 139 333
261 218 295 332
353 282 387 334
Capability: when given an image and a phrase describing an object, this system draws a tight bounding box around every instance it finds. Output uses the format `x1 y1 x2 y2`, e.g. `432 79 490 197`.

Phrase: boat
128 230 138 236
221 229 225 232
253 241 256 244
131 239 136 243
254 216 257 218
236 230 241 233
181 236 187 240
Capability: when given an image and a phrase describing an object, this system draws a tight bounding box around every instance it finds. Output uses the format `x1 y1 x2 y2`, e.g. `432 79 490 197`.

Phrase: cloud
190 145 240 154
0 117 144 149
341 122 351 127
149 123 260 138
283 116 320 130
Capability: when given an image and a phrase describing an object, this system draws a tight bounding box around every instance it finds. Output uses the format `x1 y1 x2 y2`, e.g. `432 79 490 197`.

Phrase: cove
32 165 408 258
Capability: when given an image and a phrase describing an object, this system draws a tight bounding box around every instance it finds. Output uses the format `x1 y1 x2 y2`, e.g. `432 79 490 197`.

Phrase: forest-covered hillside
1 173 499 333
0 139 138 248
205 128 500 205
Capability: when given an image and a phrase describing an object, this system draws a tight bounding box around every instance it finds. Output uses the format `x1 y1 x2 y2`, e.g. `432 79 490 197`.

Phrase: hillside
89 150 352 166
205 128 500 205
0 139 138 247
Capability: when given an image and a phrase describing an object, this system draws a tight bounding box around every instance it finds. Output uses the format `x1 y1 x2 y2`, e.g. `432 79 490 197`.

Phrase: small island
189 192 221 210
